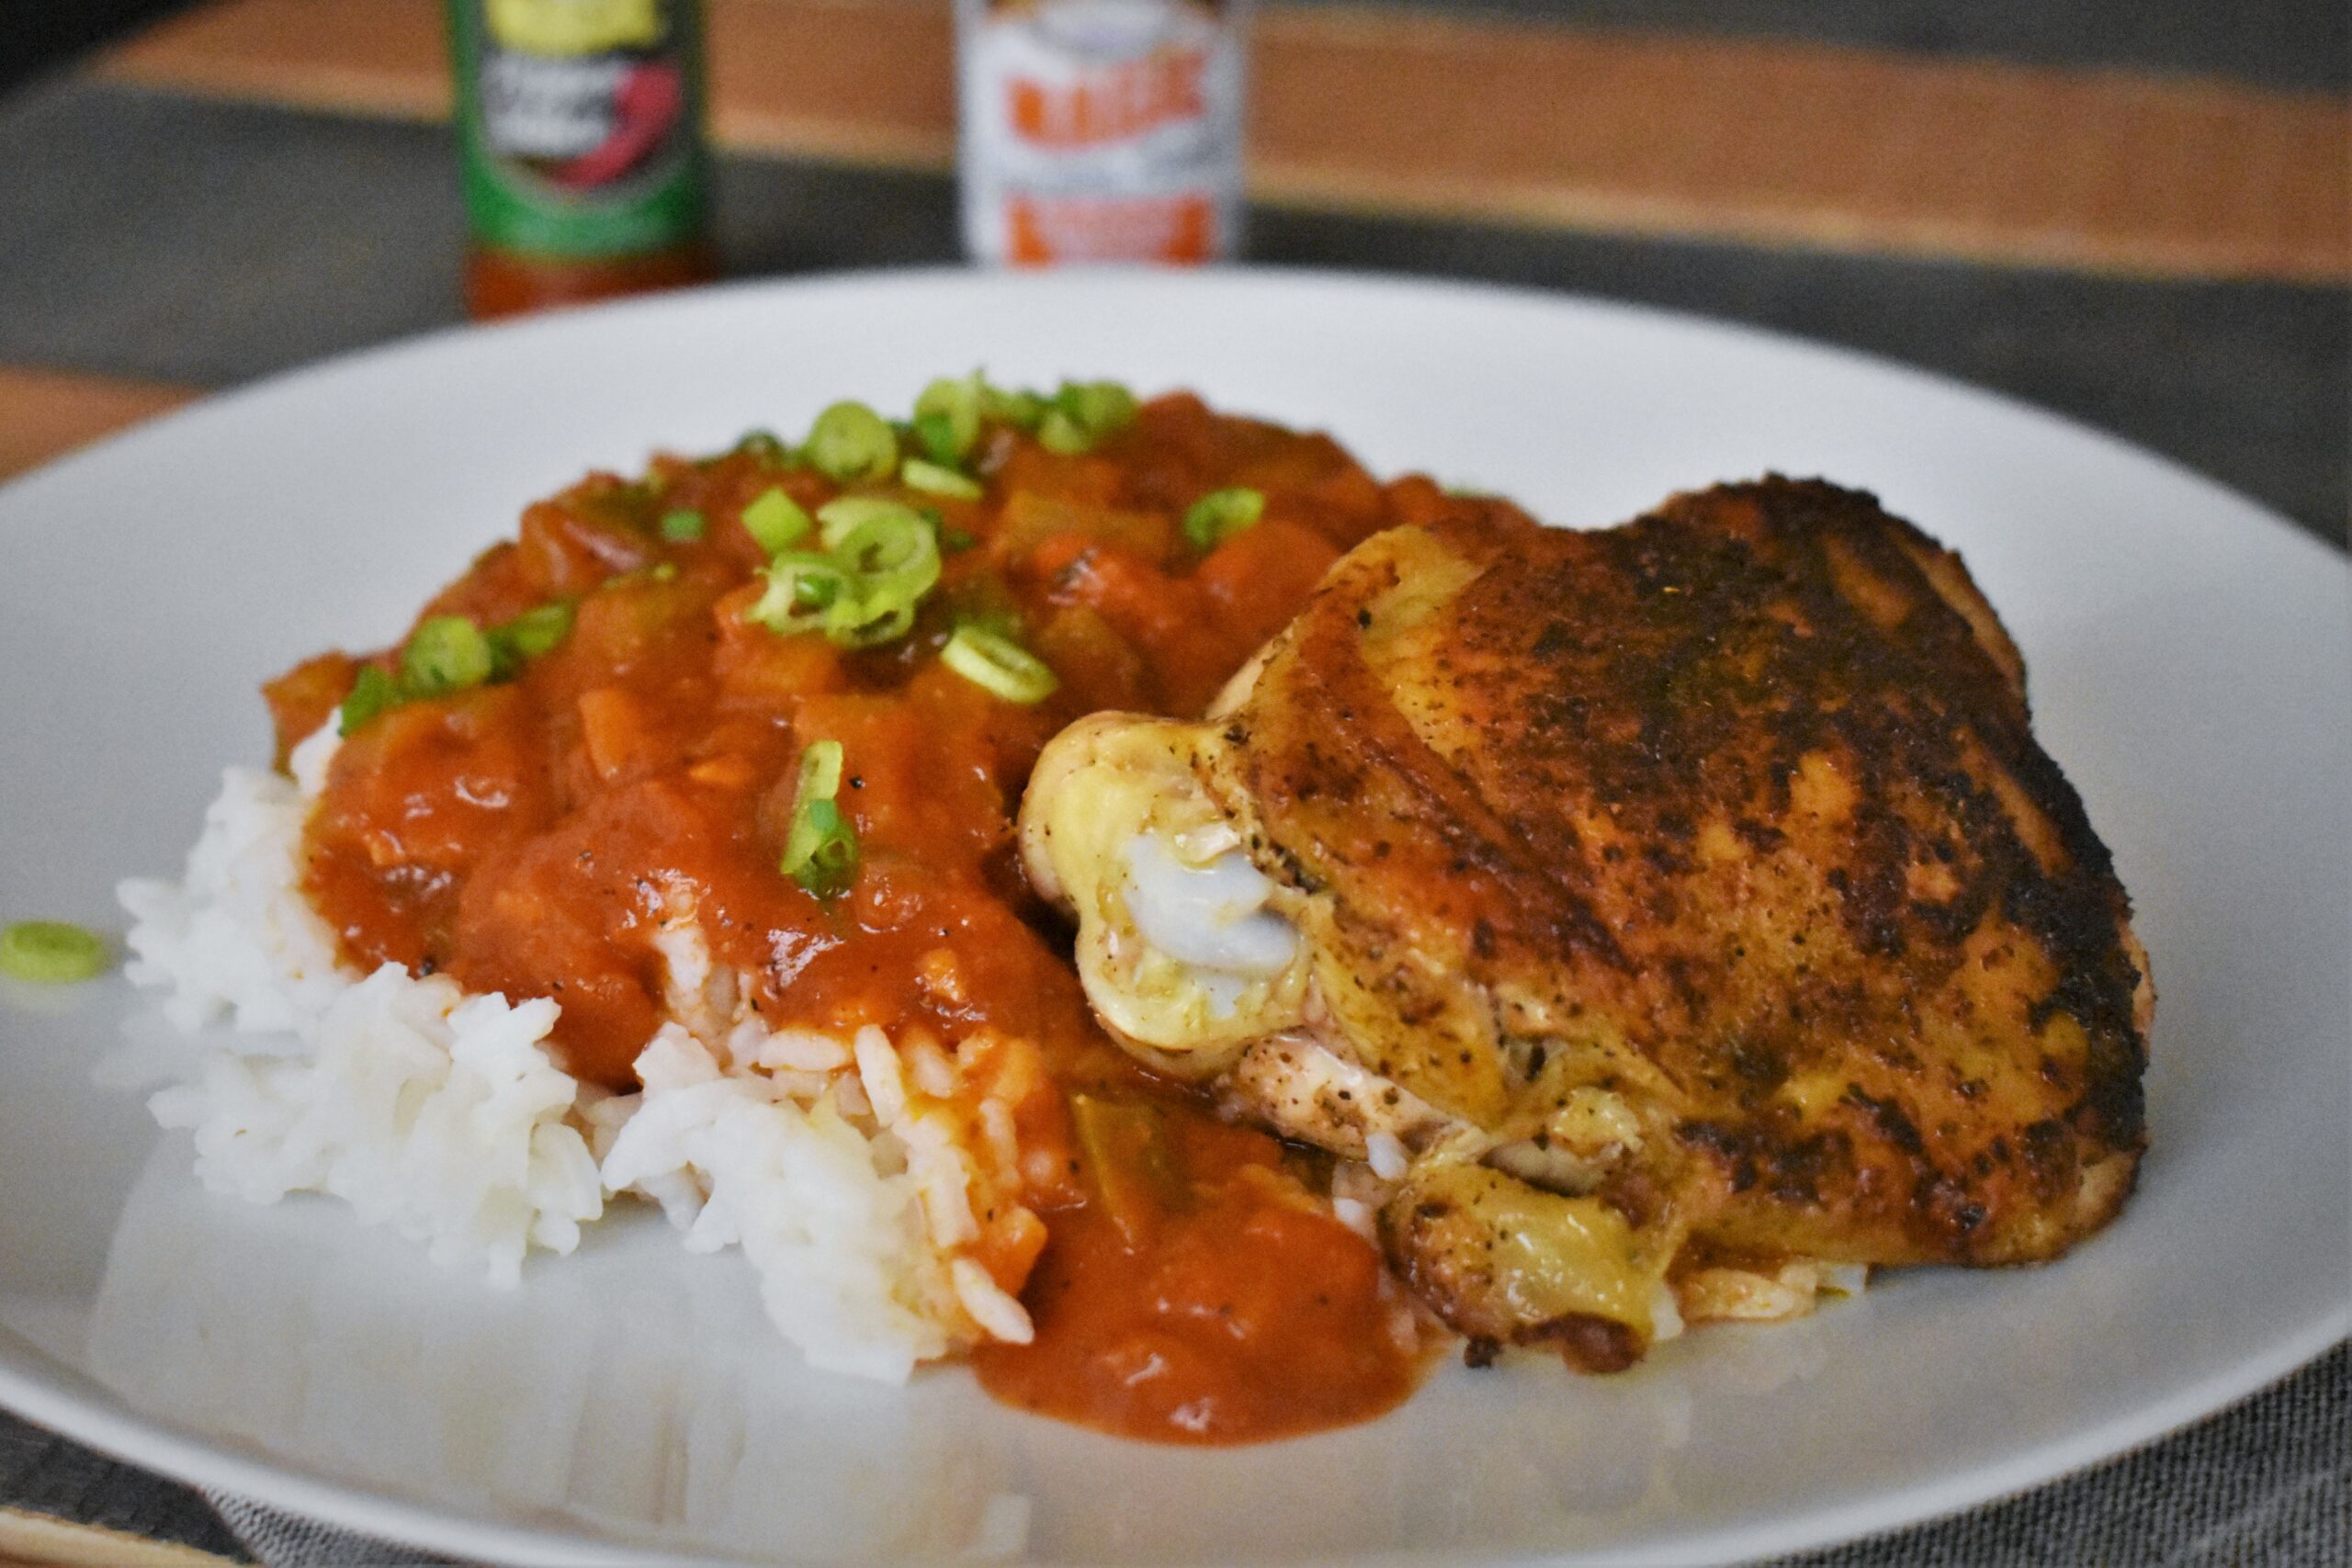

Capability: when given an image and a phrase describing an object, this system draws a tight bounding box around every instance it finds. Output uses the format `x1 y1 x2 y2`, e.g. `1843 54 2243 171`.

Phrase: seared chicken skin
1022 477 2152 1369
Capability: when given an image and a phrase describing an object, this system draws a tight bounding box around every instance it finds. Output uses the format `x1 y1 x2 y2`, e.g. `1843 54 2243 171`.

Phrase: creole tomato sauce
264 391 1434 1443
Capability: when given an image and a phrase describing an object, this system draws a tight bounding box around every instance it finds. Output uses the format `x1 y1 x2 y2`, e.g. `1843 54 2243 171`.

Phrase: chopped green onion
0 919 110 984
749 551 856 636
832 512 940 591
786 799 859 897
941 525 977 552
779 739 859 898
815 494 924 549
338 665 401 736
733 429 790 465
1036 409 1093 455
803 401 899 483
345 601 571 733
741 487 813 555
660 508 707 542
796 735 844 801
837 601 918 647
400 615 493 698
940 625 1059 704
912 412 960 467
826 514 941 646
1030 378 1137 454
978 382 1048 431
900 457 983 501
499 599 575 660
747 504 941 649
485 598 576 679
1182 487 1266 549
1057 379 1138 436
913 374 984 460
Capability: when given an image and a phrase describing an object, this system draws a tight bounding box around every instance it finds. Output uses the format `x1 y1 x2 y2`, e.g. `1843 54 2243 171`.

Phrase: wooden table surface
0 1 2345 1562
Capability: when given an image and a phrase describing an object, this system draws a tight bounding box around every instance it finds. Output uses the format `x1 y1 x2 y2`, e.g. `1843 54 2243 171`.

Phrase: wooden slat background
0 1505 235 1567
97 0 2349 282
0 368 196 482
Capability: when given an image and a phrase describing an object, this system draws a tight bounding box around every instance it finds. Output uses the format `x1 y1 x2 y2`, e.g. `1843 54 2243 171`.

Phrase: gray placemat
204 1490 464 1568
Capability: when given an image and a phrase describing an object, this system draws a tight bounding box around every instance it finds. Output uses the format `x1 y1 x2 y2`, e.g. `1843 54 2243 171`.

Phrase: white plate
0 269 2345 1568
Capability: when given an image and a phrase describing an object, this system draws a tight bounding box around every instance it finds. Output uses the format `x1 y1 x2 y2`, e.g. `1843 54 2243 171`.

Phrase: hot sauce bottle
446 0 716 319
956 0 1249 265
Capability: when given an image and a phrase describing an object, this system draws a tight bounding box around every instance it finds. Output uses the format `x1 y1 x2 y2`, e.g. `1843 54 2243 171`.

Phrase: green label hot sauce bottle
446 0 715 318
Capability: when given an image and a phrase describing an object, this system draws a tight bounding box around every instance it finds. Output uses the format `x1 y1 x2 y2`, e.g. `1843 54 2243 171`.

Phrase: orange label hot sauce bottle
957 0 1249 265
447 0 717 318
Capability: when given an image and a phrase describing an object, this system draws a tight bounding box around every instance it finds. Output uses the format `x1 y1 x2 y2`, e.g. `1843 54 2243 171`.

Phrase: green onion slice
796 736 844 801
815 494 923 549
826 515 941 645
344 601 572 733
732 429 790 465
499 599 575 660
747 502 941 648
660 507 707 542
978 382 1048 432
0 919 111 984
803 401 899 483
912 412 960 467
1182 486 1266 549
338 665 401 736
1036 409 1092 455
832 512 940 594
1057 379 1138 437
940 625 1059 704
779 739 859 897
913 374 983 460
400 615 493 698
485 598 576 679
899 457 983 501
749 551 855 636
741 487 813 555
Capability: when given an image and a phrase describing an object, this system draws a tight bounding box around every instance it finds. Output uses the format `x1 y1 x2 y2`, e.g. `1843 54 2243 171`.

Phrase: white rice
119 722 1033 1382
